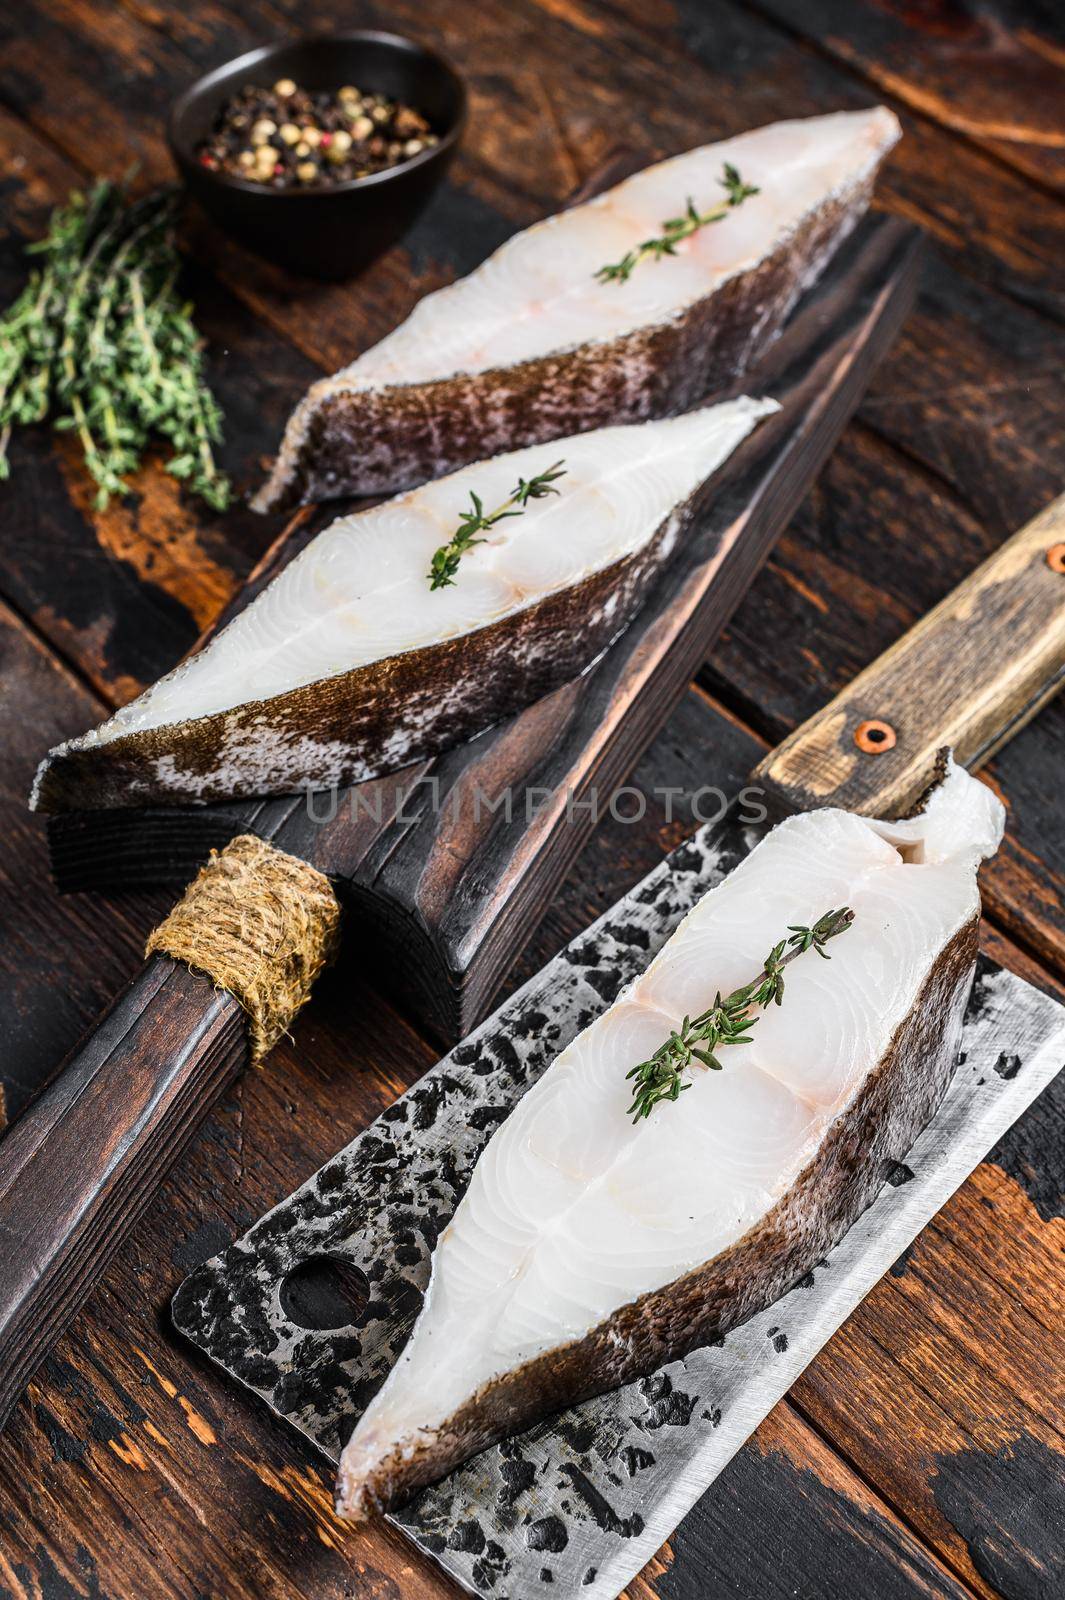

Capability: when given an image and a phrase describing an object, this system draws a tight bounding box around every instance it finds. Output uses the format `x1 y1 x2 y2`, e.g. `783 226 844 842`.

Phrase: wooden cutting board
47 199 922 1045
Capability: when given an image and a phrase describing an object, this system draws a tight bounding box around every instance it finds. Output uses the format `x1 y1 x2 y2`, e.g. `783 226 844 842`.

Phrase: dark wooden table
1 3 1063 1597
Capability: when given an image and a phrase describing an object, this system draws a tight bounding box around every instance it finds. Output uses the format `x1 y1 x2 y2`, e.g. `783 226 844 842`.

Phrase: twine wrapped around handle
146 835 341 1063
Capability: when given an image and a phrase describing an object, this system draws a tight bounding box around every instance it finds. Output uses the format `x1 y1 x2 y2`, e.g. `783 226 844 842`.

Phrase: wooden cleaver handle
753 493 1065 816
0 957 246 1427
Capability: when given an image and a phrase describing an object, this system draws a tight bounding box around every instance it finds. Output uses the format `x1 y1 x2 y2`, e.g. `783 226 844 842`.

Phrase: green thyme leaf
595 163 759 286
625 906 854 1122
0 179 231 511
428 460 566 589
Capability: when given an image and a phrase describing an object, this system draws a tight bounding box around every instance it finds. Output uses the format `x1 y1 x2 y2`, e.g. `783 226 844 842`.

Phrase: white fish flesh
31 399 776 812
255 107 900 510
336 759 1003 1516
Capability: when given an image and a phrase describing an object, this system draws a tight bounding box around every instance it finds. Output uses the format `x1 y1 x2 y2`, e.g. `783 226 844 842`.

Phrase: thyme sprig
595 163 759 286
428 460 567 590
626 906 854 1122
0 178 231 510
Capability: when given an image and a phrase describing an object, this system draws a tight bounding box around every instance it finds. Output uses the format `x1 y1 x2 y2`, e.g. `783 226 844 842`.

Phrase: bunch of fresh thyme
0 179 231 510
428 460 567 589
626 906 854 1121
595 163 759 286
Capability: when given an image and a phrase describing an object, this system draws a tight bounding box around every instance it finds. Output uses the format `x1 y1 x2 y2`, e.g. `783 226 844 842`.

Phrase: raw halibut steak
336 760 1003 1517
255 107 900 510
32 400 774 812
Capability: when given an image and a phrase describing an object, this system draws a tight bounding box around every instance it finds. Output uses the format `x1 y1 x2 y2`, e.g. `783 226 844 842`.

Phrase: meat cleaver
172 498 1065 1600
1 491 1063 1447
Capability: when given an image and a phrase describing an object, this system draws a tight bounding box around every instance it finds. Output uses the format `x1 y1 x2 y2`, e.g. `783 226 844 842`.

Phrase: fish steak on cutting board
255 107 900 509
32 400 774 812
336 759 1003 1517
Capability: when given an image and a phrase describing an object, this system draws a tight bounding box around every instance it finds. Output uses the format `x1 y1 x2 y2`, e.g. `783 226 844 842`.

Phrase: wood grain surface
754 491 1065 815
0 960 247 1427
0 2 1062 1599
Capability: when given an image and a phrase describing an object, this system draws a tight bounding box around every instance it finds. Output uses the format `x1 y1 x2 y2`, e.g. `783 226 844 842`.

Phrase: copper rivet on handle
854 719 897 755
1046 543 1065 574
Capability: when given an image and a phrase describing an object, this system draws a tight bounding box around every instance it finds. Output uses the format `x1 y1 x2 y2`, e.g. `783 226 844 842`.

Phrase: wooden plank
0 597 164 1129
0 2 1061 1594
749 0 1065 195
0 103 321 705
632 1403 979 1600
856 264 1065 540
790 1199 1065 1597
0 955 250 1429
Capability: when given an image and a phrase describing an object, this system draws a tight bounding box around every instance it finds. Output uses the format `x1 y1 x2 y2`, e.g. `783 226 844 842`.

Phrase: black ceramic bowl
168 33 466 280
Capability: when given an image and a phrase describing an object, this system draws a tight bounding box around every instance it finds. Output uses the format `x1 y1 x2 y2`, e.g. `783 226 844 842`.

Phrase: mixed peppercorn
196 78 440 188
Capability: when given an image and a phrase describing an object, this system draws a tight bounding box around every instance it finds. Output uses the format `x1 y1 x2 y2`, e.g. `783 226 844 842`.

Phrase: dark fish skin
336 918 977 1518
255 168 878 513
32 500 687 814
